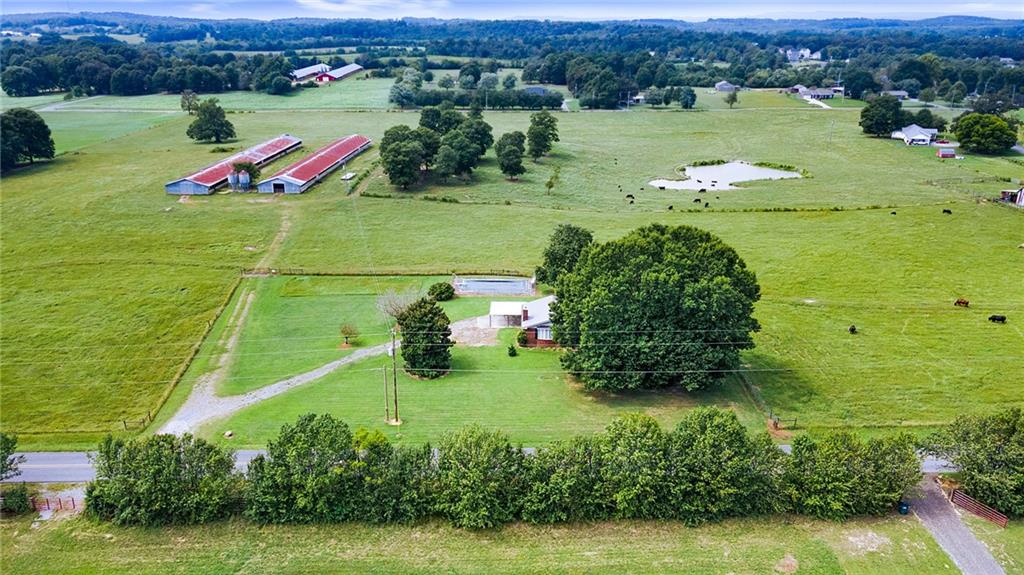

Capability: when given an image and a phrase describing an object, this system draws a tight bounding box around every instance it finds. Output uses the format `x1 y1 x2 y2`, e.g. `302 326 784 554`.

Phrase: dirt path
803 97 832 109
909 476 1006 575
450 316 500 346
257 209 292 269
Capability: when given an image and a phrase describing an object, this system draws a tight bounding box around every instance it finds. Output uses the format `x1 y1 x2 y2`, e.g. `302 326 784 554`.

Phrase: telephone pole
382 366 390 422
391 328 400 424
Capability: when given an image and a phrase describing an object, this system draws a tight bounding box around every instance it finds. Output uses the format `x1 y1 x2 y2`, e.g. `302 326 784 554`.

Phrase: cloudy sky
4 0 1023 21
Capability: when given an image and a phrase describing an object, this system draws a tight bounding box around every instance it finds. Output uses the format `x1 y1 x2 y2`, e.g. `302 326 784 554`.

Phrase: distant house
936 148 956 159
883 90 909 100
290 63 330 82
523 86 548 96
521 295 556 347
715 81 737 93
782 48 822 62
630 92 646 105
315 63 364 82
891 124 938 146
789 84 808 95
807 88 834 100
999 57 1016 68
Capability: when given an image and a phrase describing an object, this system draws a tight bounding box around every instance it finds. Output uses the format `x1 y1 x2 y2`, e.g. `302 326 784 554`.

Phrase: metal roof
291 63 329 78
523 295 556 329
320 63 364 79
170 135 302 187
264 135 371 185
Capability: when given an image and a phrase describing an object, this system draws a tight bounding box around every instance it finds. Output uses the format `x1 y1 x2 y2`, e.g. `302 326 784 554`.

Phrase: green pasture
40 112 179 154
0 513 951 574
0 92 66 111
54 79 393 111
1 106 1021 449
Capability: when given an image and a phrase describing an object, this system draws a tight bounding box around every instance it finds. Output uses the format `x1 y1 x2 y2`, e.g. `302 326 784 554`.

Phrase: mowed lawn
965 516 1024 574
2 107 1021 449
0 514 954 574
54 78 394 111
216 275 492 396
0 92 66 111
41 112 179 154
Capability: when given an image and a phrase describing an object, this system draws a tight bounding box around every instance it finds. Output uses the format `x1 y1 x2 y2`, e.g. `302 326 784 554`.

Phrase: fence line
950 489 1009 528
240 268 528 278
30 496 84 513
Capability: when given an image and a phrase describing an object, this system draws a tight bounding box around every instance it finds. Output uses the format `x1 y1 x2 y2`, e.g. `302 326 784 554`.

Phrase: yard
1 104 1021 450
0 514 954 574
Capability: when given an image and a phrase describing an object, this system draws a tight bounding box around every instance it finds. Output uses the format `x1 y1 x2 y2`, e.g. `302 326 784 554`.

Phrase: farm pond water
649 161 801 190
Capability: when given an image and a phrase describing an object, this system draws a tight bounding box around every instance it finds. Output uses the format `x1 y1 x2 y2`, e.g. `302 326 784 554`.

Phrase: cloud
294 0 451 17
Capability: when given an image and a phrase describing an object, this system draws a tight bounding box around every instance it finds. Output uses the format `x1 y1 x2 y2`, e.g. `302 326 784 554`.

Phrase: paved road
909 476 1005 575
4 449 953 484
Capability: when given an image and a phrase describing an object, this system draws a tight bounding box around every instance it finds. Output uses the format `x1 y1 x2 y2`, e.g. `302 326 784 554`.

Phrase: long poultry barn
164 134 302 195
256 135 371 194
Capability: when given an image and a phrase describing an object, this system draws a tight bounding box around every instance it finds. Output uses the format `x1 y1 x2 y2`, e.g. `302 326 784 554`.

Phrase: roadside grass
3 108 1021 449
55 79 394 111
201 330 761 447
963 516 1024 574
694 88 810 109
217 275 491 395
0 513 952 574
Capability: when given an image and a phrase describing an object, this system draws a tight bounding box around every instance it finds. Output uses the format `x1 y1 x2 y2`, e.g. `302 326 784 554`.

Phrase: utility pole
383 366 390 422
391 328 400 424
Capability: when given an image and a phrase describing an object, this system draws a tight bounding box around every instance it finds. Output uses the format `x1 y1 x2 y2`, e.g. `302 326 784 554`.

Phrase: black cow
659 186 666 190
668 205 673 211
704 202 709 208
989 315 1007 324
625 194 635 199
848 325 858 334
693 198 701 203
891 211 897 215
698 188 706 193
942 209 953 215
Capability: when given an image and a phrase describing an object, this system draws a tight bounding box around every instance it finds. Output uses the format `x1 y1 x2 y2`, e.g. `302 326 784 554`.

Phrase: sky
3 0 1023 21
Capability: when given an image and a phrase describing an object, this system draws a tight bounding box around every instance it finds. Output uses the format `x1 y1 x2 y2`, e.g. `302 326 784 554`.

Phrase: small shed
488 301 526 328
936 148 956 159
715 81 737 93
883 90 909 100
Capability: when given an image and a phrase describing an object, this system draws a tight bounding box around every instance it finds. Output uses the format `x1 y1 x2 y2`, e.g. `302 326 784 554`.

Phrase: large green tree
186 98 235 143
859 95 902 136
434 144 459 181
929 408 1024 516
458 117 494 155
953 113 1017 154
527 110 560 160
0 433 25 481
396 296 453 378
553 224 760 392
1 108 55 171
439 130 481 176
495 131 526 180
381 140 424 189
534 224 593 284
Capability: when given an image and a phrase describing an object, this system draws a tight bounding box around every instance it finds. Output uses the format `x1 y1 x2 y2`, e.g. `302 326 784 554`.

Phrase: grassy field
1 92 67 111
202 329 760 447
54 79 394 111
40 112 179 154
2 104 1021 450
0 514 954 574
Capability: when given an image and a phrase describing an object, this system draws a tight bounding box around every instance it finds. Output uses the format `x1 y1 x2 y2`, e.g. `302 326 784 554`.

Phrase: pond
649 161 801 191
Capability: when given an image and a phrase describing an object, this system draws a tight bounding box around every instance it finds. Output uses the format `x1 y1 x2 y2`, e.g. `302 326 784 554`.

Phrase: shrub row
86 409 921 528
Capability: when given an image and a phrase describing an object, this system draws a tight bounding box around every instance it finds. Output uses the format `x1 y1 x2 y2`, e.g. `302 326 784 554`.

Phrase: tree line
74 408 923 528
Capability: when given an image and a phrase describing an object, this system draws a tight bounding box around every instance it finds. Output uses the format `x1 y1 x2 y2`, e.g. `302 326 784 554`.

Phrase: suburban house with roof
256 135 371 194
291 63 330 82
315 63 364 82
485 295 557 346
715 80 737 93
165 134 302 195
891 124 938 146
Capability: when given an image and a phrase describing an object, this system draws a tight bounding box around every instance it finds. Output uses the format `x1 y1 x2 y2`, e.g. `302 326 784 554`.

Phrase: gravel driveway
909 476 1006 575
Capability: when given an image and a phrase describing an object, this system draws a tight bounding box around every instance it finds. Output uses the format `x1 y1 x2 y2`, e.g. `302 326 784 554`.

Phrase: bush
86 434 239 526
428 282 455 301
929 408 1024 516
523 435 611 523
600 413 670 519
1 484 32 515
516 330 528 346
353 429 435 524
434 425 528 529
246 414 360 523
507 345 517 357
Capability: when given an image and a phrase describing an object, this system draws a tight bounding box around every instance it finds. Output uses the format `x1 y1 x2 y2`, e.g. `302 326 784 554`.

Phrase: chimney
522 305 529 321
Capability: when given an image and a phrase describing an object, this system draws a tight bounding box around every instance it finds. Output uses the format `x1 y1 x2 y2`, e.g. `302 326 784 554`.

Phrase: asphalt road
4 449 955 484
909 476 1006 575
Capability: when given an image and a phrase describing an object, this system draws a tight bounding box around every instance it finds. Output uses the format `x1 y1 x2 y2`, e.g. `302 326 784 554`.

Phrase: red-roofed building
256 135 371 194
165 134 302 195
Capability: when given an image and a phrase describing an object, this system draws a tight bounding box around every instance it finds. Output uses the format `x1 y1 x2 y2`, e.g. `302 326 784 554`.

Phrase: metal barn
165 135 302 195
256 135 371 194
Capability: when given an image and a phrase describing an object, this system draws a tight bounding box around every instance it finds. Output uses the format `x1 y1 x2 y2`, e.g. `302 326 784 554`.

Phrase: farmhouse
715 81 737 93
164 134 302 195
521 295 556 347
630 92 646 105
806 88 834 100
256 135 371 194
485 295 556 346
315 63 364 82
290 63 330 82
891 124 938 146
936 148 956 159
883 90 909 100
